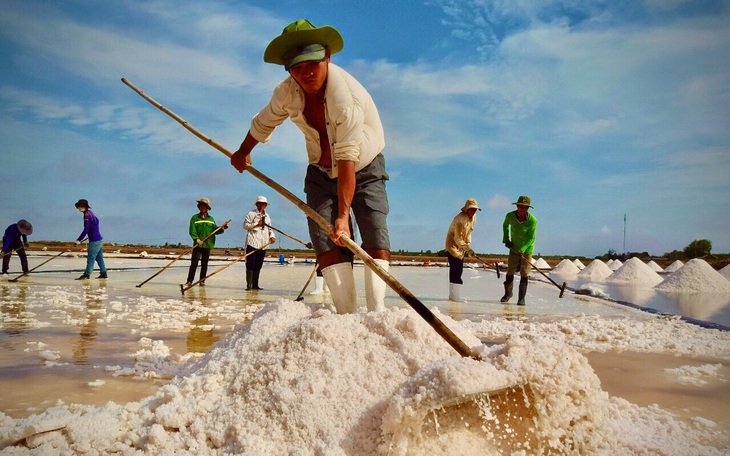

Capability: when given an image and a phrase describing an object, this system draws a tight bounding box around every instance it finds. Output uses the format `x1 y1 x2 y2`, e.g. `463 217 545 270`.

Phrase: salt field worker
185 197 228 287
2 219 32 275
243 196 275 290
74 199 108 280
501 195 538 305
230 19 391 313
445 198 480 302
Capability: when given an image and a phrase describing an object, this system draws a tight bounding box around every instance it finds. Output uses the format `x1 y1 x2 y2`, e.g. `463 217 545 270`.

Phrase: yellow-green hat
461 198 482 213
264 19 343 70
513 195 533 208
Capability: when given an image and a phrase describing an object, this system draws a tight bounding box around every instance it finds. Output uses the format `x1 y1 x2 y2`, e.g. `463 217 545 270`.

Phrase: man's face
288 57 330 94
516 204 529 216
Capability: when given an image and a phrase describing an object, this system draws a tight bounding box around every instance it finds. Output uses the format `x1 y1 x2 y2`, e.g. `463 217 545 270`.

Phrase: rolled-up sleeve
250 81 293 143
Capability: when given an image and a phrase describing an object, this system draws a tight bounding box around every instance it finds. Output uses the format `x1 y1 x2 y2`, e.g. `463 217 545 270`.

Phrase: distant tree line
602 239 714 261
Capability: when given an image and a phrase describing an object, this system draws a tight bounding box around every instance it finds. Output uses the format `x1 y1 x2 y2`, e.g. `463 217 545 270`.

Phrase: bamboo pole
180 248 259 294
8 251 68 282
122 78 478 359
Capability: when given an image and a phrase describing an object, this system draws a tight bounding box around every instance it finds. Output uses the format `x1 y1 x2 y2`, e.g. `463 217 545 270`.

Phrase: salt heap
572 258 585 270
655 259 730 293
608 259 623 271
719 263 730 281
578 259 614 281
550 259 580 276
646 260 664 272
605 257 664 286
533 257 551 270
664 260 684 273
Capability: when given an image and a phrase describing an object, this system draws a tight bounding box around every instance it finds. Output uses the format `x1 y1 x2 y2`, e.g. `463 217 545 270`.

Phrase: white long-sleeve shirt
249 63 385 179
243 210 275 250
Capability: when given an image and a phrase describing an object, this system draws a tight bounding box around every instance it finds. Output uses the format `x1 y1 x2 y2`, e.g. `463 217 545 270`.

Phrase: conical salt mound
664 260 684 273
646 260 664 272
551 259 580 276
578 259 613 281
608 259 622 271
533 257 551 270
719 263 730 281
572 259 585 270
606 257 663 286
655 259 730 293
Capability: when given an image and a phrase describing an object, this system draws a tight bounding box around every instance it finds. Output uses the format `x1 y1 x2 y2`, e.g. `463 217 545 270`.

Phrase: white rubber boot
321 263 357 314
364 259 389 312
310 276 325 295
449 283 467 302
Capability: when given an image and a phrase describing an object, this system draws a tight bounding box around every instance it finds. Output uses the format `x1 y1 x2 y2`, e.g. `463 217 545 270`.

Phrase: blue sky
1 0 728 258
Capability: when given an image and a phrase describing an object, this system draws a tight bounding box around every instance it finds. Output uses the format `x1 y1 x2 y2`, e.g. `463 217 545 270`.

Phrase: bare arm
230 131 259 173
330 160 356 246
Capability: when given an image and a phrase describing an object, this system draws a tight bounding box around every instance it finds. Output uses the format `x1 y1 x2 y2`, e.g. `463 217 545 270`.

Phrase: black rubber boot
97 272 108 279
76 274 90 280
517 277 528 306
246 270 253 290
252 270 263 290
500 274 514 302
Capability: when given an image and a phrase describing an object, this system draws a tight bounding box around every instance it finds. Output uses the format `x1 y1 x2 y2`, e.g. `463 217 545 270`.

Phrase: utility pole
623 214 626 255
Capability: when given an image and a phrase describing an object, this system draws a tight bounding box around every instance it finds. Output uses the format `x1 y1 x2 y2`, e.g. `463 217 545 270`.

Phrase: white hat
255 196 268 205
197 197 212 210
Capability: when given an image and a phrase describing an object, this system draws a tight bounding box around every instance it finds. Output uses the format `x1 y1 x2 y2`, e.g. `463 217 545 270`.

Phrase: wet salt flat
0 252 729 454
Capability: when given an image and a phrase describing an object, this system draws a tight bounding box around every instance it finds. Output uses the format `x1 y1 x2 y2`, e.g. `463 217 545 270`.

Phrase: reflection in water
502 303 526 321
603 284 657 307
1 285 30 335
72 284 103 364
187 315 220 353
447 301 463 321
671 293 730 321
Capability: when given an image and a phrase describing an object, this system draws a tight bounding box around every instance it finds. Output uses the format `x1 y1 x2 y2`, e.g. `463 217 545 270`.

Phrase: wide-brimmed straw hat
461 198 482 213
74 199 90 209
197 197 212 210
264 19 343 70
17 219 33 235
513 195 533 208
255 196 269 206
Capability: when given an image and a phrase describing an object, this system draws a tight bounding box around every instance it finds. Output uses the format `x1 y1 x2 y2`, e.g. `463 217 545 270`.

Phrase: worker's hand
196 239 203 246
504 240 514 249
258 218 265 228
269 237 276 245
465 248 475 258
305 242 313 249
221 222 229 230
330 215 351 246
24 243 29 249
230 150 252 173
75 240 81 245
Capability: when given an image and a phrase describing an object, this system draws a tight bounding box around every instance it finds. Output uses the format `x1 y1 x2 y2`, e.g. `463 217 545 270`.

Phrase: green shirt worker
185 198 227 287
501 195 537 305
230 20 391 314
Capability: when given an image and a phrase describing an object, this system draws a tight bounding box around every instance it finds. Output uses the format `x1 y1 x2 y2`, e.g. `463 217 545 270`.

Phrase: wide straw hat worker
74 199 91 209
17 219 33 235
264 19 344 70
255 196 268 206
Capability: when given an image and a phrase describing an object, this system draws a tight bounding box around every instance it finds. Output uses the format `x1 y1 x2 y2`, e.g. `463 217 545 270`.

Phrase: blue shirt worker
230 19 391 314
2 219 32 275
501 195 538 305
74 199 107 280
185 198 227 287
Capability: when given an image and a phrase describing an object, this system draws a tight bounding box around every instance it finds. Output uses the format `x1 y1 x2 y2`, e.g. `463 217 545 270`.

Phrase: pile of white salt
646 260 664 272
655 259 730 293
532 257 551 270
665 260 684 273
606 257 664 286
550 259 581 276
608 259 623 271
578 259 614 281
720 263 730 281
2 300 727 454
573 258 586 269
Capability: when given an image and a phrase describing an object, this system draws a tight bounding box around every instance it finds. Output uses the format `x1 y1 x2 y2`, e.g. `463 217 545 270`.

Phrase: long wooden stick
122 78 477 359
509 247 567 298
1 245 26 259
473 254 500 279
295 262 318 302
8 251 68 282
180 248 258 294
265 223 312 249
136 219 231 288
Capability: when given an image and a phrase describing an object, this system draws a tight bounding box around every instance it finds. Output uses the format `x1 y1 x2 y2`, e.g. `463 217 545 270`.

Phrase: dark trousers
447 252 464 284
186 247 210 283
245 246 266 271
2 241 28 274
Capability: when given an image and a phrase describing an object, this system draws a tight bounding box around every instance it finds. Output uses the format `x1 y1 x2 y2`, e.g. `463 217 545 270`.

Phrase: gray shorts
304 154 390 254
507 250 532 277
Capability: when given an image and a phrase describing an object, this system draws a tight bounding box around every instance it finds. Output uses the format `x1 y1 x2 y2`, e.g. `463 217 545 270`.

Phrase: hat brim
18 223 32 236
514 203 533 208
264 26 343 65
